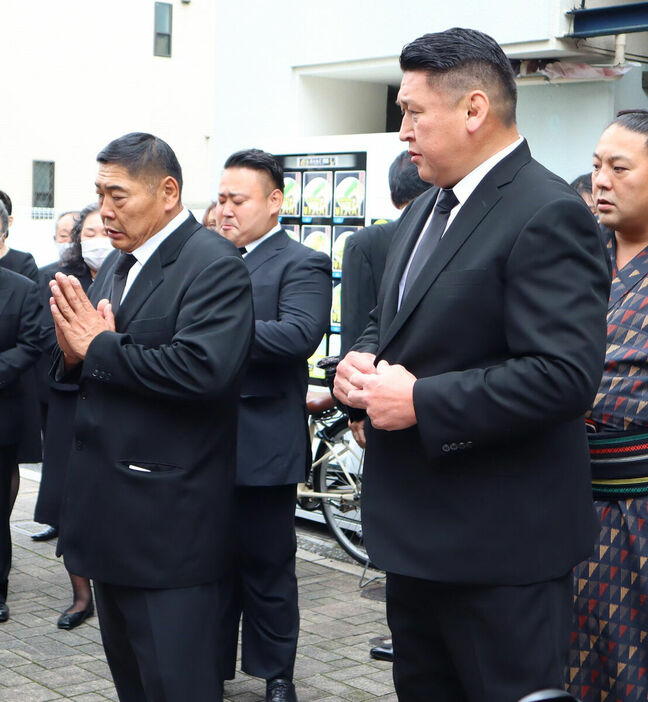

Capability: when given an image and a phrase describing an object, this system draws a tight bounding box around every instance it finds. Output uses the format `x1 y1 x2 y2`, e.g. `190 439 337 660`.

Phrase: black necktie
110 253 137 314
402 188 459 300
238 247 247 255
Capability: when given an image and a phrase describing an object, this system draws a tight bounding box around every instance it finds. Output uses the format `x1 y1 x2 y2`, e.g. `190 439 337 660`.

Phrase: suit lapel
245 230 288 277
377 141 531 355
380 190 439 323
116 214 202 329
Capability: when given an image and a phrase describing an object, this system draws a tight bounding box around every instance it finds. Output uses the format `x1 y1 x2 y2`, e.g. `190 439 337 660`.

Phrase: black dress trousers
386 571 574 702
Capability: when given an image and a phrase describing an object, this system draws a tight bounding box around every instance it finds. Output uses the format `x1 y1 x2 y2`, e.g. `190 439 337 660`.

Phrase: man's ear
7 215 13 229
161 176 181 211
268 188 284 216
464 90 489 135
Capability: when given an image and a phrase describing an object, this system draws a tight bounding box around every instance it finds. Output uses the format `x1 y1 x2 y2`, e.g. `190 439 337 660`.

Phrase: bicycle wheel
315 422 369 565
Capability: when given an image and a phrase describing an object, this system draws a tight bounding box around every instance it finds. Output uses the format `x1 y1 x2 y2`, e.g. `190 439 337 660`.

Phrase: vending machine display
277 151 367 384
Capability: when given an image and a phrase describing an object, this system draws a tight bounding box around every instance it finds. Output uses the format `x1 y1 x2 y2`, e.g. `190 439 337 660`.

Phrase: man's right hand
334 351 376 408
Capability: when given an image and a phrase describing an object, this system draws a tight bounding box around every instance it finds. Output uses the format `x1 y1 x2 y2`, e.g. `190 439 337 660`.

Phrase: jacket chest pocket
126 316 174 346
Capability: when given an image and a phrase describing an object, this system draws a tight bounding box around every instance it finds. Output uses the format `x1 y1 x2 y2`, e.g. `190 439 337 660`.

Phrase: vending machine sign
332 226 360 277
334 171 365 218
302 171 333 218
281 172 301 217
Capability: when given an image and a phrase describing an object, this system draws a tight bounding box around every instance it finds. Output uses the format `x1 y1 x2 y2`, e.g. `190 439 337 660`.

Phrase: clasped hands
333 351 418 438
49 273 115 368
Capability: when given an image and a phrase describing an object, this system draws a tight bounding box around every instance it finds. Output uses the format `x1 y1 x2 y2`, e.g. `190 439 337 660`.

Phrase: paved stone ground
2 468 396 701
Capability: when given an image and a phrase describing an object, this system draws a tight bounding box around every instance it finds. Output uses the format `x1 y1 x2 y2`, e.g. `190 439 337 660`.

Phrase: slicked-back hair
400 27 517 126
224 149 284 193
97 132 183 195
611 111 648 147
569 174 593 197
0 190 12 216
0 201 8 235
388 151 433 207
61 203 100 275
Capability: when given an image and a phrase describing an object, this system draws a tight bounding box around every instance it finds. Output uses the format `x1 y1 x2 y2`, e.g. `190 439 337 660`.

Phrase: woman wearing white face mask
34 203 112 630
78 210 112 276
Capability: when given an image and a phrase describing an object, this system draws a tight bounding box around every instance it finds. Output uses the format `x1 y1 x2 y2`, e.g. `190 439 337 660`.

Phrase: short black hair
97 132 183 194
61 203 99 274
0 190 12 216
611 110 648 147
399 27 517 126
224 149 284 192
388 151 433 207
569 174 592 197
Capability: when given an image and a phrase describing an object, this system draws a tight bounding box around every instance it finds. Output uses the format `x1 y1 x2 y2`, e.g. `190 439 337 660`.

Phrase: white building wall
2 0 216 264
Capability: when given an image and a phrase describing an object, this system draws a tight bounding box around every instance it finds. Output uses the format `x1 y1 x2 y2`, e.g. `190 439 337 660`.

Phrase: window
154 2 172 57
32 161 55 208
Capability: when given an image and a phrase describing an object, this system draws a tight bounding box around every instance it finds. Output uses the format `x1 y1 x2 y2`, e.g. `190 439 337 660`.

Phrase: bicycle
297 366 369 566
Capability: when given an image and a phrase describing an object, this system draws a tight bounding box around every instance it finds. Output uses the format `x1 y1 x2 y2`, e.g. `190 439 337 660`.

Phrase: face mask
55 242 72 257
81 238 114 271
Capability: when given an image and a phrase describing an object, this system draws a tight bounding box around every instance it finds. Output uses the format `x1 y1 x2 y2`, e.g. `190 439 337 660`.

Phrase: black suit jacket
354 141 610 585
340 221 398 356
58 214 254 588
0 248 39 283
236 230 331 486
0 269 41 447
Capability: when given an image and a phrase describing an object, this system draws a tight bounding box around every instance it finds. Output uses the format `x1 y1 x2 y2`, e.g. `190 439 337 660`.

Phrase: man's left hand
50 273 115 361
348 360 417 431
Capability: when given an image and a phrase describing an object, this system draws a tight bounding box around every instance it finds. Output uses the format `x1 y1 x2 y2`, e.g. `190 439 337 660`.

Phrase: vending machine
276 151 368 384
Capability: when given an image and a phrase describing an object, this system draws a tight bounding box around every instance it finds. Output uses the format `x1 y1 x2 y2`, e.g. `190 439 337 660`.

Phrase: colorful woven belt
588 430 648 498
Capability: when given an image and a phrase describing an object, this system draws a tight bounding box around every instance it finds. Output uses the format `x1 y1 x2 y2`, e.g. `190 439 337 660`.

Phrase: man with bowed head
216 149 331 702
48 132 253 702
334 28 610 701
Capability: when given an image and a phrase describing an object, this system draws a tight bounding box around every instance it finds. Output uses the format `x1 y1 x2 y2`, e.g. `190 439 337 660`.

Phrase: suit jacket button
450 442 458 451
75 440 83 450
466 441 473 448
459 442 465 449
80 392 87 400
442 443 450 452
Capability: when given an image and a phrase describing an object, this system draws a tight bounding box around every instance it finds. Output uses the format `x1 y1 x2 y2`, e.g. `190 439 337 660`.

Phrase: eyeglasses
616 109 648 117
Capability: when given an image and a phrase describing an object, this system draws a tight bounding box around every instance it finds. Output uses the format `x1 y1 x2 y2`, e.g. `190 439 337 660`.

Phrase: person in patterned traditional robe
569 110 648 702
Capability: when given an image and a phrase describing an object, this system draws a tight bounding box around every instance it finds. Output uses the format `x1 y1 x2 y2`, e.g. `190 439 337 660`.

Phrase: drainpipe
614 33 627 65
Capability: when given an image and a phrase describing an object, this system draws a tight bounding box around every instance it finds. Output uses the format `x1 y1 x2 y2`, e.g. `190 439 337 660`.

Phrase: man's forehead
219 167 269 194
596 125 648 159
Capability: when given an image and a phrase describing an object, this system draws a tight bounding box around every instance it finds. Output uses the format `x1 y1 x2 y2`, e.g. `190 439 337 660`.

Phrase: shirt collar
131 207 190 267
243 223 282 256
452 136 524 206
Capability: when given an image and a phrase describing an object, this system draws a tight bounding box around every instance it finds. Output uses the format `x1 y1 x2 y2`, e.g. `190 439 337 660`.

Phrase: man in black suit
215 149 331 702
334 29 610 701
0 200 42 623
49 133 254 702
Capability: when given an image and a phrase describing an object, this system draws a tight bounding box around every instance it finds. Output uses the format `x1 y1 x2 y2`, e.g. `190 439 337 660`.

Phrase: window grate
154 2 172 57
32 161 55 209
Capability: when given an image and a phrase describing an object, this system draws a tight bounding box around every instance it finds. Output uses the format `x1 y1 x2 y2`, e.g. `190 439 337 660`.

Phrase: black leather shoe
57 600 94 630
370 642 393 662
0 600 8 623
266 677 297 702
32 526 58 541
